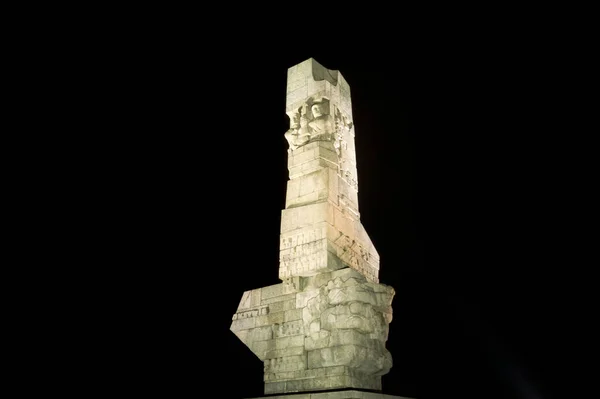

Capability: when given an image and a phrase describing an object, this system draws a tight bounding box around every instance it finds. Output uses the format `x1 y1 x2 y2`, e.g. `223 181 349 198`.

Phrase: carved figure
285 98 335 150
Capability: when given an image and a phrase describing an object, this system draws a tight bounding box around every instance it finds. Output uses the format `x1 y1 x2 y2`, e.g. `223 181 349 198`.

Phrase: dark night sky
91 27 584 399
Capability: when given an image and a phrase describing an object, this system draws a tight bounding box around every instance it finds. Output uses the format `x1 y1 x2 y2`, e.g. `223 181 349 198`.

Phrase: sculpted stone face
311 103 323 118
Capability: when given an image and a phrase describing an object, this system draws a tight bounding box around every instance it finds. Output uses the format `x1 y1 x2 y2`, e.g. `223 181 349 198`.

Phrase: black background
75 20 588 399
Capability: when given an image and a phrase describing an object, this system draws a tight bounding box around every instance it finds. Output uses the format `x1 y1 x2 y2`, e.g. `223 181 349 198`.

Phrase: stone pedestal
246 390 414 399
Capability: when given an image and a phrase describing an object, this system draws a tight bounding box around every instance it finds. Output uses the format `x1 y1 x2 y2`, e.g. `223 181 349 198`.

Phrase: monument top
288 58 339 85
286 58 352 119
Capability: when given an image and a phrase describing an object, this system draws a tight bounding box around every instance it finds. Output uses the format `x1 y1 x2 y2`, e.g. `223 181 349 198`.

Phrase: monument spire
280 58 379 284
230 58 412 399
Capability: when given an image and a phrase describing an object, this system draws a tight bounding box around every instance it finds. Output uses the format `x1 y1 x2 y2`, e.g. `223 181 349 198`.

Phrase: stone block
279 201 380 282
250 340 268 357
261 293 297 306
272 320 304 338
287 77 306 94
264 381 286 395
272 334 304 350
247 325 273 342
260 284 283 300
266 311 285 325
299 173 323 197
282 299 297 311
284 308 303 322
280 203 330 234
237 289 261 310
296 289 320 309
246 391 414 399
288 147 317 168
230 317 255 331
264 353 306 373
267 301 284 314
304 330 331 351
254 315 271 327
329 329 369 348
287 85 309 108
265 345 305 360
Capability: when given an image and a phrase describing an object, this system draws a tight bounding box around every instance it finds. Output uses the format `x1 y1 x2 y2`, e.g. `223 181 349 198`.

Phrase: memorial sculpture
231 58 409 399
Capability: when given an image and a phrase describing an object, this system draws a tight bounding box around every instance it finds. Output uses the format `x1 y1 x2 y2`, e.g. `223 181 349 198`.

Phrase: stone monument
231 58 412 399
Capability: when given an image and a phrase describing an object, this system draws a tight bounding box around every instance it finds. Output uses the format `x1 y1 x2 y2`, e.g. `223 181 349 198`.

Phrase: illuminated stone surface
246 391 414 399
281 58 379 283
232 268 394 393
231 58 409 397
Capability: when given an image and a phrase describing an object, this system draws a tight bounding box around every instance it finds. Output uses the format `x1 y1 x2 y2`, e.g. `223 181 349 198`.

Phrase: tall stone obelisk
231 58 412 399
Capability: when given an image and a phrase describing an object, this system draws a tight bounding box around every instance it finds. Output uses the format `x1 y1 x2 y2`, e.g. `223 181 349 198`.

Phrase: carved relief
279 228 329 277
232 306 269 320
281 239 325 259
264 355 306 373
283 276 302 291
333 234 378 283
341 169 358 190
272 320 304 338
302 275 394 376
279 252 327 278
284 94 359 193
332 107 358 191
280 227 325 249
285 97 335 151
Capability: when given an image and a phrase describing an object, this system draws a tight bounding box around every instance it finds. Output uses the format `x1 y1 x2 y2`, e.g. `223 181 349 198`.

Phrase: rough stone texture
231 58 404 397
246 390 414 399
231 269 395 394
281 58 379 283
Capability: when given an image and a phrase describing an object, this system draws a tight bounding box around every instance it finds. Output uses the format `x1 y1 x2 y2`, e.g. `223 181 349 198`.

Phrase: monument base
246 390 414 399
